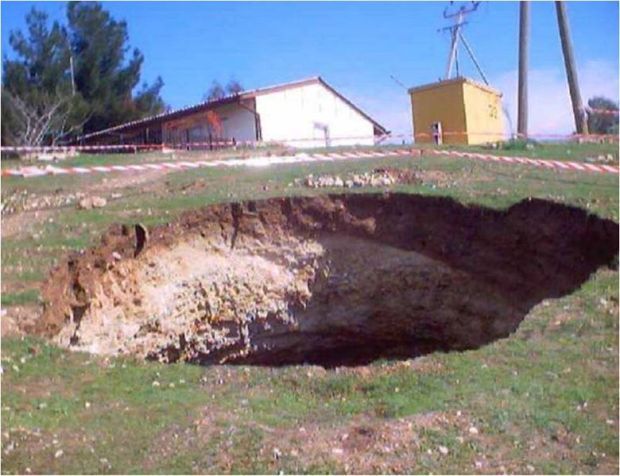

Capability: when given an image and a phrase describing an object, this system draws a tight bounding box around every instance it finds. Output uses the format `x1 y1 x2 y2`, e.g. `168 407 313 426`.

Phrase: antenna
438 1 488 83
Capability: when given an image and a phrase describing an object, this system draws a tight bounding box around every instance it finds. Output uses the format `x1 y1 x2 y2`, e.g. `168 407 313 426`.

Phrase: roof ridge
79 76 387 140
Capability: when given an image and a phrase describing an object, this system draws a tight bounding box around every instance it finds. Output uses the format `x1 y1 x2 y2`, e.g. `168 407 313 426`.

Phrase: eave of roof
80 76 388 140
79 94 243 140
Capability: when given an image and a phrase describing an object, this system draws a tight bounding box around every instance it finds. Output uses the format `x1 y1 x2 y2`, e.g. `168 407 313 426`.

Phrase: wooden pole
556 1 589 134
517 1 530 138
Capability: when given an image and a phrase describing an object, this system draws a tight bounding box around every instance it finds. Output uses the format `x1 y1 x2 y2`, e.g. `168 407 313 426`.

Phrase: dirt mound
36 193 618 367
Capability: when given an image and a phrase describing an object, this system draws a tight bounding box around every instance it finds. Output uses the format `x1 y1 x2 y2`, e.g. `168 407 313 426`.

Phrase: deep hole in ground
36 193 618 367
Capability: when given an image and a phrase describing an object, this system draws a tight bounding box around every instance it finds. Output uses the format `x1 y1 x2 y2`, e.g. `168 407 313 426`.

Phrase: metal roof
408 76 502 97
80 76 388 140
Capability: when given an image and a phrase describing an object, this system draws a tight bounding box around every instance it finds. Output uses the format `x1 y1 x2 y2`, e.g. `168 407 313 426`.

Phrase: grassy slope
1 142 618 474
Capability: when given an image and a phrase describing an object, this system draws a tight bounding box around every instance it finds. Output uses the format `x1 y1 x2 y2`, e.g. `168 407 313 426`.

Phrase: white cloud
492 60 619 136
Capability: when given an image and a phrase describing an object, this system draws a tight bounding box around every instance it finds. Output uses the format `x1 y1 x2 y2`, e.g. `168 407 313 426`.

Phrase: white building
80 77 388 149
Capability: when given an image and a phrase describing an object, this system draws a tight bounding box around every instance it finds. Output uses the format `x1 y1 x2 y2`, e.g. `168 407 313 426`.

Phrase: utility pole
555 1 589 134
517 1 530 138
440 2 486 82
444 10 464 79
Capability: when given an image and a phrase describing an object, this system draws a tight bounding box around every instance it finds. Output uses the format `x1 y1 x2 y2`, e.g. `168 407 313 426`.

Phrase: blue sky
2 1 619 135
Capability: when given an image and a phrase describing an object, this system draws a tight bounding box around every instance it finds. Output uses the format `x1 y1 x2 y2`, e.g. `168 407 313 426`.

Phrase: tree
134 77 166 117
2 88 87 146
1 8 88 146
587 96 619 135
225 79 243 96
2 3 166 145
204 80 226 102
206 110 222 136
67 2 165 133
203 79 244 102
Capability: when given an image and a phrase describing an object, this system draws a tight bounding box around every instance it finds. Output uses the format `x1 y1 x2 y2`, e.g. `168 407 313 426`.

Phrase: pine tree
1 9 88 145
1 2 166 145
67 2 165 133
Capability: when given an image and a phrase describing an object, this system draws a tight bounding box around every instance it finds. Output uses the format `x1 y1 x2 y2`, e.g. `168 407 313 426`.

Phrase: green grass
1 289 40 306
444 140 619 162
2 270 617 473
1 141 618 474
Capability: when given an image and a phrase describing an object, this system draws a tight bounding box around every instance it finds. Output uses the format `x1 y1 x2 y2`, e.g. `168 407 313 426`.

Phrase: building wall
461 82 504 145
85 82 381 148
161 101 256 145
410 81 468 145
218 100 257 142
410 78 505 146
255 83 376 148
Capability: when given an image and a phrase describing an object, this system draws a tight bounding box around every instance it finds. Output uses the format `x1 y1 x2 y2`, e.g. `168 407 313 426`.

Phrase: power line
389 75 408 91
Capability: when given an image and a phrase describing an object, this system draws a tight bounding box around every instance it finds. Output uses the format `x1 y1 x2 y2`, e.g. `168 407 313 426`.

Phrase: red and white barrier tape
586 108 619 116
1 148 418 178
2 127 619 154
0 143 215 153
2 146 618 179
429 149 619 174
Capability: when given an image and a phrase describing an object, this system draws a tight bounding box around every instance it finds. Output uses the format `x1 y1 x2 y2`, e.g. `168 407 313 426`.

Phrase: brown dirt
91 167 170 193
2 209 57 239
372 167 420 184
35 193 618 367
417 169 454 186
254 410 469 474
1 305 39 337
150 405 603 475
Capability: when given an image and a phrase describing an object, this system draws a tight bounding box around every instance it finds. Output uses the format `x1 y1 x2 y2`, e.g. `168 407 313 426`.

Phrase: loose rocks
78 196 107 210
302 168 420 189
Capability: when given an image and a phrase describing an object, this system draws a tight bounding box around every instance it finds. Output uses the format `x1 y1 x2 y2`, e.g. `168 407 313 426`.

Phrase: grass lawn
1 142 618 474
455 140 618 162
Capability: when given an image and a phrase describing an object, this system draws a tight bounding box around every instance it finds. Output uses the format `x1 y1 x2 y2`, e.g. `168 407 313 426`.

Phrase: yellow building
409 77 505 145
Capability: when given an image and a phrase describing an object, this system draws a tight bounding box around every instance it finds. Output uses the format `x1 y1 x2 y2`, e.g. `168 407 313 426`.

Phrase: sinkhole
37 193 619 367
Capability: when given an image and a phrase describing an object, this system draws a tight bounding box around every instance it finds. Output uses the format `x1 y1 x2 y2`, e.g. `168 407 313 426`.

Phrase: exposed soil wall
36 193 619 366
